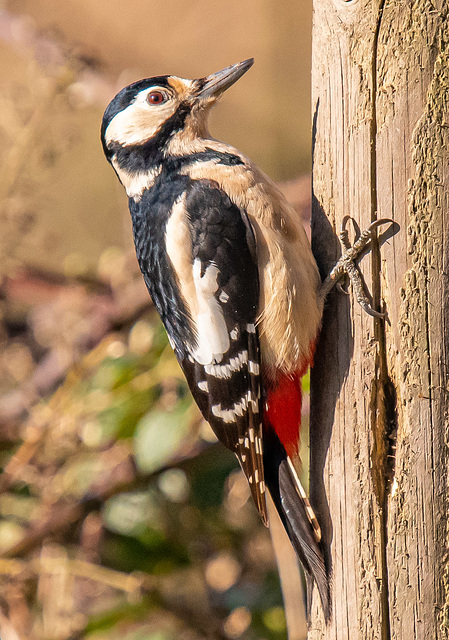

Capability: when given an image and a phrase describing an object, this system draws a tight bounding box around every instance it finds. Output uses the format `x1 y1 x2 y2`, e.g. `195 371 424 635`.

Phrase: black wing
177 179 267 524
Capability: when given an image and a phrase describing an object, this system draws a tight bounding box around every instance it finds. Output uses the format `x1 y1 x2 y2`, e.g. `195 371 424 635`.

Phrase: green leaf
103 491 161 536
301 368 310 393
133 401 192 473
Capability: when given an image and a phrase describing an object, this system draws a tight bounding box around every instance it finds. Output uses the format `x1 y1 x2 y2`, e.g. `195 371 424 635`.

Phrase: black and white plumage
130 173 267 521
101 59 331 618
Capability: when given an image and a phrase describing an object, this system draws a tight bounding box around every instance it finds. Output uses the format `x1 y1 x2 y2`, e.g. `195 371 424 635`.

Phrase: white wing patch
165 198 231 365
191 259 230 365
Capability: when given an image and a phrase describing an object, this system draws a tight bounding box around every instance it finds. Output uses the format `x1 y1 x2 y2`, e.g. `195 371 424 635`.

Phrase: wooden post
309 1 449 638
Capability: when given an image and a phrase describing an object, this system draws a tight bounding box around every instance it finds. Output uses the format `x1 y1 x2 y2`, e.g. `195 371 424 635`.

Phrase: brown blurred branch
0 437 218 560
0 556 228 640
0 266 152 431
0 556 153 594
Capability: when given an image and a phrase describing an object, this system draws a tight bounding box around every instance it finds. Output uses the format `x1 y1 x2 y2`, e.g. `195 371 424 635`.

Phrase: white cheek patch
191 259 230 365
105 88 178 147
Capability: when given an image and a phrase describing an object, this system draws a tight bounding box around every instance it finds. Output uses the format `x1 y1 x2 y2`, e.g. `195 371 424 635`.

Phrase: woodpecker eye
147 91 166 105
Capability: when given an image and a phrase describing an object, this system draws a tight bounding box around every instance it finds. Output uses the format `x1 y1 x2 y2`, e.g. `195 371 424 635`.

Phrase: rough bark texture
309 1 449 638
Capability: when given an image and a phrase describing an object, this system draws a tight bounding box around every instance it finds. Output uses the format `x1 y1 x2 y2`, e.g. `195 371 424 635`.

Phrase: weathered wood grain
309 1 449 638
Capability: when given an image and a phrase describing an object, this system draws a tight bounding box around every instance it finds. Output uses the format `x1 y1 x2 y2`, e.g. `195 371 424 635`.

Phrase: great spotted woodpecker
101 59 388 620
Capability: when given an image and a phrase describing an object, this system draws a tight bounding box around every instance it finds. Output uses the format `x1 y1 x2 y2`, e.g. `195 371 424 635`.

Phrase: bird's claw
320 217 393 317
336 281 350 296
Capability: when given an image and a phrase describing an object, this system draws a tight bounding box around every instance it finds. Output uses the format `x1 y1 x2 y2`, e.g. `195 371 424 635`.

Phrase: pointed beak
196 58 254 99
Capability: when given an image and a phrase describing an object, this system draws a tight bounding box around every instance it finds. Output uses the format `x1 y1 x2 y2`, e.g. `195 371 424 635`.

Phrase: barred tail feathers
263 428 331 622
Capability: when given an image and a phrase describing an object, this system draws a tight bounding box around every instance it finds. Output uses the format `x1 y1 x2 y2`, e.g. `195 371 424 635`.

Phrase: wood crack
369 2 398 640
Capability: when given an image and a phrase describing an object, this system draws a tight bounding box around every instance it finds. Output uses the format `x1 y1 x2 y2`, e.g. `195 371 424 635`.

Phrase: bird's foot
319 217 393 318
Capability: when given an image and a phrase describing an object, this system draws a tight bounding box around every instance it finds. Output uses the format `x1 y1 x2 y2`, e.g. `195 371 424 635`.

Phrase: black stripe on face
164 148 244 172
105 102 192 172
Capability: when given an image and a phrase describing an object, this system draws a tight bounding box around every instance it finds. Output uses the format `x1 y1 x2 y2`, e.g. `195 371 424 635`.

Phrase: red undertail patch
265 372 304 459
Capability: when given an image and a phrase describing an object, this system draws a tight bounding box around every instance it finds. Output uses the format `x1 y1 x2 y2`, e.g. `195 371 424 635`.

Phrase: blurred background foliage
0 2 313 639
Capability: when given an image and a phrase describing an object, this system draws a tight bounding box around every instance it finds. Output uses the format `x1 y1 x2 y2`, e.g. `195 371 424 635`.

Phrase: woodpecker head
101 59 254 173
